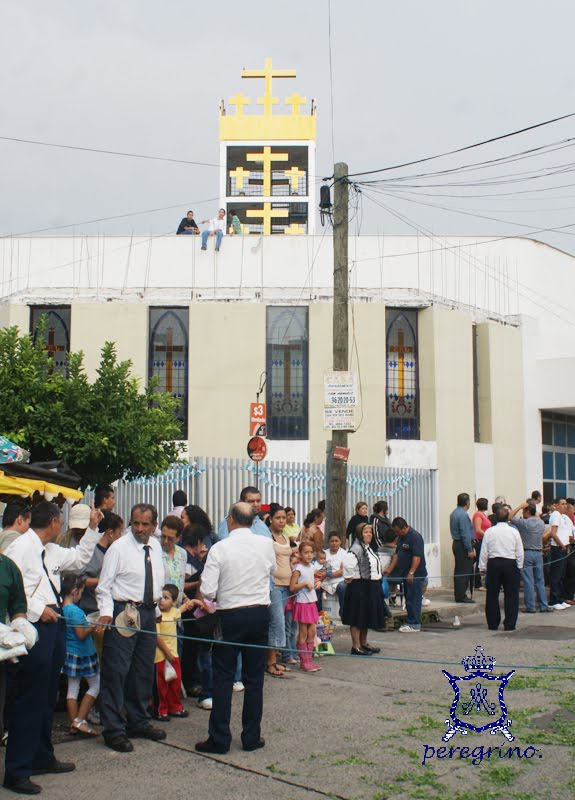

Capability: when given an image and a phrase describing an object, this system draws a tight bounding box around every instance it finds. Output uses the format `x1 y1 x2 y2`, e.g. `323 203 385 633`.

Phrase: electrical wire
0 134 220 168
345 110 575 179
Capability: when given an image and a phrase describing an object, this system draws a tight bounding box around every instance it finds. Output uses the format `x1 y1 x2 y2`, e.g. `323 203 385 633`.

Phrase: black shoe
31 761 75 775
455 598 475 604
540 606 555 612
127 726 166 741
243 737 265 752
3 777 42 795
350 647 373 656
169 710 189 718
362 644 381 654
155 714 171 722
104 735 134 753
195 737 229 754
522 608 537 613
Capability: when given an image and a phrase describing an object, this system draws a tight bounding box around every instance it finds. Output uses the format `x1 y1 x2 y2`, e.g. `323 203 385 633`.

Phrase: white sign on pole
323 371 358 430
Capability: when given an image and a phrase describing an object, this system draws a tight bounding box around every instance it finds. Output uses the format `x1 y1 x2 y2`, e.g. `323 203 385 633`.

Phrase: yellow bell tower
219 58 317 235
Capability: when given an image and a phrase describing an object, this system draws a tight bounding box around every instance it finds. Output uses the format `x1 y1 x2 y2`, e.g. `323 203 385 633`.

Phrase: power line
345 110 575 179
0 135 220 168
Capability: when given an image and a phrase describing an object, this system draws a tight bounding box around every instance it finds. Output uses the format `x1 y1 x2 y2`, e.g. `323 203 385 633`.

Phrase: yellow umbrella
0 470 83 502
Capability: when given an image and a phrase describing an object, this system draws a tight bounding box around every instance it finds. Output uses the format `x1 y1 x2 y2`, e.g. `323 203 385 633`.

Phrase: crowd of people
0 480 569 793
450 490 575 631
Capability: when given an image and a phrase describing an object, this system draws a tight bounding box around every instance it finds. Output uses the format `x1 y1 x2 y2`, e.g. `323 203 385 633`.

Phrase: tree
0 325 183 489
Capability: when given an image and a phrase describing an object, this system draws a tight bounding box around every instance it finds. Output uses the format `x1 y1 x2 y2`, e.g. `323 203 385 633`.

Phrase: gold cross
241 57 296 116
284 223 305 235
246 146 288 196
284 166 305 192
389 328 414 398
229 166 249 190
286 93 306 115
229 93 251 115
246 203 289 235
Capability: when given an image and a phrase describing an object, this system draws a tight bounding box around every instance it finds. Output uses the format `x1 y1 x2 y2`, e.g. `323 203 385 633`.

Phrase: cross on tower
246 146 289 196
155 327 184 394
229 93 250 115
285 93 306 115
246 203 289 235
229 166 250 191
389 328 413 398
241 57 296 116
284 166 305 192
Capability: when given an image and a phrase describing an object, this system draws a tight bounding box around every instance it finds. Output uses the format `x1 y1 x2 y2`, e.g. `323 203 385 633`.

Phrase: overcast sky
2 1 575 252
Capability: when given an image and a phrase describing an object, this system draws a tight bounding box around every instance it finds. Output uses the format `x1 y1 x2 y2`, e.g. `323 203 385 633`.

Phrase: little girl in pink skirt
289 542 321 672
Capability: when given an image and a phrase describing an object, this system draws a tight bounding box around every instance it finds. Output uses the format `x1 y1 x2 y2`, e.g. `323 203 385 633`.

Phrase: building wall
70 303 148 383
188 303 266 458
0 304 29 333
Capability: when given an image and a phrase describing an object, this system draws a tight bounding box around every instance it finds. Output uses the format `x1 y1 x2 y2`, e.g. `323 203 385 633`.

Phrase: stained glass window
30 305 71 376
386 308 419 440
266 306 308 440
149 307 189 438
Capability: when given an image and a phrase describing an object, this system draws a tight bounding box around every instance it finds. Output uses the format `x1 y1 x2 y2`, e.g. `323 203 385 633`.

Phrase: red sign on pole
250 403 267 437
333 446 350 463
247 436 267 462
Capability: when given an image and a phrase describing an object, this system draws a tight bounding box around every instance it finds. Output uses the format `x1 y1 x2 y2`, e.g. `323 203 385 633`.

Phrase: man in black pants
195 502 275 754
449 493 476 603
478 507 524 631
97 504 167 753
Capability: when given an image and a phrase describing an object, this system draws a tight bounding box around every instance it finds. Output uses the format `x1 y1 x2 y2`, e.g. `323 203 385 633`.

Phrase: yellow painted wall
71 303 148 384
188 303 266 458
419 307 476 580
0 304 29 333
475 324 492 442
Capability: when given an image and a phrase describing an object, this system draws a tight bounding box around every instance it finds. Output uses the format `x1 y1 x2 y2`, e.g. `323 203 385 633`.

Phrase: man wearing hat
96 503 167 753
56 503 92 548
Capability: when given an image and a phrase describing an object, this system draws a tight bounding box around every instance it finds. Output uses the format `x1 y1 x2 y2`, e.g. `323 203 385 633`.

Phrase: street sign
323 371 358 430
247 436 267 462
333 446 350 462
249 402 267 437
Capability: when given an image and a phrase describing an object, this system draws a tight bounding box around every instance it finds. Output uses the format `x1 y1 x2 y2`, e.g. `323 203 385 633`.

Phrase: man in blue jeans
509 500 554 613
200 209 226 252
384 517 427 633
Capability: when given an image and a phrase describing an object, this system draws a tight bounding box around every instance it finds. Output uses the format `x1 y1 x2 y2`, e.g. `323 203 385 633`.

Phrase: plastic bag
164 660 177 682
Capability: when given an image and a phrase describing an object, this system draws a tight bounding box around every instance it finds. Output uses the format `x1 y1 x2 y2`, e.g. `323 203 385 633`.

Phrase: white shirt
96 532 164 618
209 216 226 234
5 526 100 623
323 547 346 593
200 528 275 610
342 547 383 580
478 523 524 571
549 510 575 547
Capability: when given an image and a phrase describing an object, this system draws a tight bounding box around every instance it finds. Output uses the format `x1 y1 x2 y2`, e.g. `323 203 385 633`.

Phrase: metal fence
92 458 438 544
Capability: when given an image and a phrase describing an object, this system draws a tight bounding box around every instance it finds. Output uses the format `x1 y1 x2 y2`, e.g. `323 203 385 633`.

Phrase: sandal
265 664 285 678
71 718 98 737
274 662 291 673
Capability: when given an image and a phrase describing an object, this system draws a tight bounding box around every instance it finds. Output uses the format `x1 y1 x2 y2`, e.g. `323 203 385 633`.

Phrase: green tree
0 325 183 489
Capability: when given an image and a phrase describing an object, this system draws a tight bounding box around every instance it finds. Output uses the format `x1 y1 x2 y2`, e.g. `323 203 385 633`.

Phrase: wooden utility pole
326 162 349 540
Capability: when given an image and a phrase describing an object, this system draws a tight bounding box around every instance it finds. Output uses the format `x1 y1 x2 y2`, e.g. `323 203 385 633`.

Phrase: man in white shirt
96 503 167 753
4 501 102 794
479 507 524 631
547 497 575 609
195 502 275 755
200 208 226 252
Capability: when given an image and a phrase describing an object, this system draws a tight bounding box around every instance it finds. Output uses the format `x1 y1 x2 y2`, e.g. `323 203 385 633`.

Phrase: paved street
15 594 575 800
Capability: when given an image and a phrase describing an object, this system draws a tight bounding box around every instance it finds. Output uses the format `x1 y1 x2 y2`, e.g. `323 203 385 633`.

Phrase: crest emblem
442 646 514 742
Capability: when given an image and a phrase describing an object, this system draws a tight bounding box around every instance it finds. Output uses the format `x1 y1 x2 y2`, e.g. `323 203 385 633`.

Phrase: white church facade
1 60 574 578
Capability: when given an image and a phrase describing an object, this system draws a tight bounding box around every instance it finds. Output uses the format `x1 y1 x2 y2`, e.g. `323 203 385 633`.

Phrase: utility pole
326 162 349 540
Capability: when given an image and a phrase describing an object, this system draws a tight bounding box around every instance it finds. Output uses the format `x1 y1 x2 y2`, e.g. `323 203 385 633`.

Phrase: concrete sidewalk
12 602 575 800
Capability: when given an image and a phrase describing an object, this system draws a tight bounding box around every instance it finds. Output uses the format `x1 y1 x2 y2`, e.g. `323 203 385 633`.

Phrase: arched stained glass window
266 306 308 440
386 308 419 440
30 305 71 376
149 307 189 438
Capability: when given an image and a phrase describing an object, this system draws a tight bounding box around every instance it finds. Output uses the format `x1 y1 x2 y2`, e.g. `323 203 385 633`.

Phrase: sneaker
552 603 567 610
233 681 244 693
540 606 555 612
421 598 431 606
399 624 421 633
197 698 213 710
560 602 571 609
